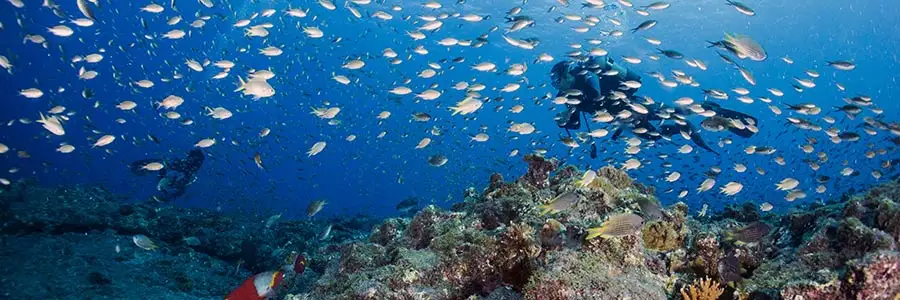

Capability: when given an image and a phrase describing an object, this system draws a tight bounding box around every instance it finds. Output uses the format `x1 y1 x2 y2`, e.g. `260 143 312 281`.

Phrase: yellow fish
537 191 582 215
585 213 644 240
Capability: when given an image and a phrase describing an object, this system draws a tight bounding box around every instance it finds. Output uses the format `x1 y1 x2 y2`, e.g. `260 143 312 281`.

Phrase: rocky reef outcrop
2 157 900 300
288 156 900 300
289 158 689 300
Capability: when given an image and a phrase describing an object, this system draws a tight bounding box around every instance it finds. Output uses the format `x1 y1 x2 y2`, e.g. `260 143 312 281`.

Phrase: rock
520 154 558 189
780 279 844 300
642 220 685 251
0 230 239 299
0 182 368 299
845 251 900 299
523 249 667 300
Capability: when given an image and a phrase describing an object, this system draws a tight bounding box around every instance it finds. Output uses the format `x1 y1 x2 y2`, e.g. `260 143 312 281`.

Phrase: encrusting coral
289 158 900 300
4 157 900 300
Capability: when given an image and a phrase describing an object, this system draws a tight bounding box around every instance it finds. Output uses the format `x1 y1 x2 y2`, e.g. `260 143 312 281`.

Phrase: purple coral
404 205 446 249
520 154 558 189
690 233 724 279
489 173 505 191
846 251 900 299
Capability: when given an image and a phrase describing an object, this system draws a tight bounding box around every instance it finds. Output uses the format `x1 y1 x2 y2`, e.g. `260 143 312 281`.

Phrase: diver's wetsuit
554 56 641 131
130 149 205 202
553 56 758 154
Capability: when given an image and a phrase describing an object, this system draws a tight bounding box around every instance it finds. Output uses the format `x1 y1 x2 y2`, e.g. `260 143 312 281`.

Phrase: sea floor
1 158 898 300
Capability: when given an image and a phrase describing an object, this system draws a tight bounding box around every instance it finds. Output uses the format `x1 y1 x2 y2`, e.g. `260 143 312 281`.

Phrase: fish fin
584 227 605 240
537 204 555 215
233 76 246 92
723 231 735 241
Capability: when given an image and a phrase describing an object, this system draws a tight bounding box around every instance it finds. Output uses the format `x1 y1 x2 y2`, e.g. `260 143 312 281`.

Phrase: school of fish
0 0 897 216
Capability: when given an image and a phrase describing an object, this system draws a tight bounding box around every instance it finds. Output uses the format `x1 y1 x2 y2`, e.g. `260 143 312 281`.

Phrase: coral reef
523 248 668 300
521 154 558 189
740 182 900 299
3 160 900 300
293 160 681 300
642 203 689 252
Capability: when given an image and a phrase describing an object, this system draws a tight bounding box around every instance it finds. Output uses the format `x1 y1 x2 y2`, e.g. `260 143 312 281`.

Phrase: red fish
225 255 306 300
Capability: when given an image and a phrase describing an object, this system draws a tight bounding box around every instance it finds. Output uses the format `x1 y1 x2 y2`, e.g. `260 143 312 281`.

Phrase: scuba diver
129 149 205 202
226 253 307 300
550 55 758 157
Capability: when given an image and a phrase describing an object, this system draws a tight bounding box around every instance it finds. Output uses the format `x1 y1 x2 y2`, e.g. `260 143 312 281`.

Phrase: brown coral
872 197 900 242
845 251 900 300
524 249 668 300
520 154 558 189
539 219 566 249
496 222 541 289
680 277 724 300
780 279 844 300
596 166 633 190
689 232 724 279
642 220 685 251
369 218 405 246
404 205 446 249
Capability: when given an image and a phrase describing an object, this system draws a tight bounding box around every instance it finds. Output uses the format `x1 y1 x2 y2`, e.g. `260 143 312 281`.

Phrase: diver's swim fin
690 131 719 155
611 127 623 140
590 142 597 159
665 122 720 155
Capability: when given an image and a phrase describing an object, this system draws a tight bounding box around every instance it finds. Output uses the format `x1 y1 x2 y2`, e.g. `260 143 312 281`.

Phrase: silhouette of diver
129 149 205 202
550 56 758 157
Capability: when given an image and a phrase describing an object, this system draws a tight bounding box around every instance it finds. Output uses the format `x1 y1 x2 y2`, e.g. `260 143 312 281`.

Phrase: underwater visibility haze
1 0 899 299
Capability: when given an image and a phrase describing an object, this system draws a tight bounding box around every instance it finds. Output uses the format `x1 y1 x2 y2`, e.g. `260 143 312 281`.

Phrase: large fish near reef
717 253 742 284
538 191 583 215
585 213 644 240
307 200 327 218
725 222 771 245
226 254 307 300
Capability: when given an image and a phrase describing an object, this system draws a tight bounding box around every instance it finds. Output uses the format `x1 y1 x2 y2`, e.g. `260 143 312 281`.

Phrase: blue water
0 0 898 219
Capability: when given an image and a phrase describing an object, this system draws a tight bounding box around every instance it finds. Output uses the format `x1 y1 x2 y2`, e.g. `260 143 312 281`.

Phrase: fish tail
584 227 605 240
537 205 554 215
723 231 735 241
